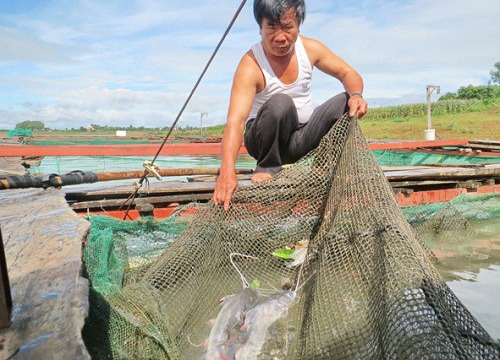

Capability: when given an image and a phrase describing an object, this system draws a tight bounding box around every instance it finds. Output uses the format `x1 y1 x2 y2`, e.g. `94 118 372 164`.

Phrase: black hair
253 0 306 27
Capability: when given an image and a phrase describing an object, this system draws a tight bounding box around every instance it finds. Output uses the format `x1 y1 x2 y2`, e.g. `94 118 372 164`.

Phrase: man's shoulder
240 49 260 70
300 35 324 51
235 50 263 84
300 35 329 64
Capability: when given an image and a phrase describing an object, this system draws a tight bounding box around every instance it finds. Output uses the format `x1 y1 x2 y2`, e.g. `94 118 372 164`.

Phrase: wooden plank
463 144 500 152
0 157 27 177
70 192 214 210
0 137 23 145
95 167 252 182
390 180 459 188
66 165 499 207
367 140 469 150
64 180 221 200
187 174 254 183
384 164 500 181
380 165 436 171
468 140 500 146
0 188 90 359
420 163 491 168
392 148 500 157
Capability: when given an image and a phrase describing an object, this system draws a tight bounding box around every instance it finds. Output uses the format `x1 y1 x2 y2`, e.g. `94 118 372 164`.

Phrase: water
430 217 500 339
28 154 257 189
447 266 500 339
29 154 256 175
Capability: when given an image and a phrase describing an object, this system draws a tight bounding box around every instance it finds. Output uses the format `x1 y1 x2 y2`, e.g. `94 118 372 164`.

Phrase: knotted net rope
83 113 500 359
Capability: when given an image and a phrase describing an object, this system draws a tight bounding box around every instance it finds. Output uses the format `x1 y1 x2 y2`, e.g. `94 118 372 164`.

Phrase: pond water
28 154 256 189
31 155 500 340
430 217 500 339
29 154 256 175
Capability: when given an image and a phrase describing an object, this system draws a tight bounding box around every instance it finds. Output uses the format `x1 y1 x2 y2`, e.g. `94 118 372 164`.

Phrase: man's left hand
348 95 368 118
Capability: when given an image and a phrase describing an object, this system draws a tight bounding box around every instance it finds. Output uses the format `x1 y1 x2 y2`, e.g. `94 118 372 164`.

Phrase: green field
360 107 499 140
2 100 499 141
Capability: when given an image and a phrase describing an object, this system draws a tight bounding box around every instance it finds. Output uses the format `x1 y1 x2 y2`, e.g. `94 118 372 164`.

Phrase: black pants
244 92 349 175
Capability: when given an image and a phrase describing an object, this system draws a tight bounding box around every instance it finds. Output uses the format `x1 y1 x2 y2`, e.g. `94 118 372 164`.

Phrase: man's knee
324 92 349 114
307 92 348 127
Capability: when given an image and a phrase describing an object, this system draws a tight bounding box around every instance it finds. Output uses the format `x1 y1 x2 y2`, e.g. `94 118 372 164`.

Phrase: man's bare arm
212 53 260 210
302 36 368 117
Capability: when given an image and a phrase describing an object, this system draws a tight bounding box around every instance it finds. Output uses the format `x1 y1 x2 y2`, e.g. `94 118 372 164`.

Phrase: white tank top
248 36 313 124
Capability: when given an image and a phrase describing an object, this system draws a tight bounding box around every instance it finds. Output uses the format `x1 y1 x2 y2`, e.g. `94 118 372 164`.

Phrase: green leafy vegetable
250 279 261 288
272 249 295 260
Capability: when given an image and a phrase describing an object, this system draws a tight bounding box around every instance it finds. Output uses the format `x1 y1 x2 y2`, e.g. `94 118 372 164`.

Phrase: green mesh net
6 129 33 138
82 211 191 358
373 149 499 167
403 193 500 226
82 114 500 359
403 194 500 285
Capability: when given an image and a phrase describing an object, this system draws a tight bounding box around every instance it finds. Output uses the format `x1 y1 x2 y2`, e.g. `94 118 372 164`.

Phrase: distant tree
15 120 45 131
490 61 500 85
439 85 499 101
438 92 457 100
458 85 499 100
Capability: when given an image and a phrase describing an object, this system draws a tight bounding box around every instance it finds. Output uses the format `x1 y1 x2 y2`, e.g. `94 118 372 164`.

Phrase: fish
206 286 260 360
235 290 295 360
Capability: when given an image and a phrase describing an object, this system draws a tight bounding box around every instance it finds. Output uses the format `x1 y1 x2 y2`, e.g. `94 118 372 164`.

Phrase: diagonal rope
120 0 248 220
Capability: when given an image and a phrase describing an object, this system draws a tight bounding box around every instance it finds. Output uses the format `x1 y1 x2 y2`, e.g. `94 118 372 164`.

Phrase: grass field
360 107 500 140
2 104 499 141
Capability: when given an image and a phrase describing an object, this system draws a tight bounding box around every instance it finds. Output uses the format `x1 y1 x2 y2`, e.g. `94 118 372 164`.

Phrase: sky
0 0 499 130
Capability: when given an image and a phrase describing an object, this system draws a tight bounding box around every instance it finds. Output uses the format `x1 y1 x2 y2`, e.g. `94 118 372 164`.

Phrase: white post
426 85 432 130
425 85 440 140
200 112 208 136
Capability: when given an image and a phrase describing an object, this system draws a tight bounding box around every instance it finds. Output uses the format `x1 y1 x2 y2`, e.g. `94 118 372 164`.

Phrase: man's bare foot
251 172 273 183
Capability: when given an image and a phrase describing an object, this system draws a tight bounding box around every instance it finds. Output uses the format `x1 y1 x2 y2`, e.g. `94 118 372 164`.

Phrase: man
212 0 368 210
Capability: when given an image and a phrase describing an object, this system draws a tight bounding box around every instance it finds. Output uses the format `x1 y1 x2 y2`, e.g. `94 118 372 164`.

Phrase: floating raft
63 164 500 219
0 188 90 359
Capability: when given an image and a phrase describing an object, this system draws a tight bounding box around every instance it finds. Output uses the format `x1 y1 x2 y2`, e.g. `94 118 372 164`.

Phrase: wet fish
235 290 295 360
206 287 260 360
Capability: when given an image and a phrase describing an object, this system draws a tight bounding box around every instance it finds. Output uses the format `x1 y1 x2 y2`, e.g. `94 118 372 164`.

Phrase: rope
120 0 248 220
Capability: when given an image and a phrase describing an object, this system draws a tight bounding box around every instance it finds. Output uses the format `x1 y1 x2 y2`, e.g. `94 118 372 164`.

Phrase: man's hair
253 0 306 27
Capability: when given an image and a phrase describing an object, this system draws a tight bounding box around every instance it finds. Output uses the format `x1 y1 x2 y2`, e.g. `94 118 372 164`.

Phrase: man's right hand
212 169 238 211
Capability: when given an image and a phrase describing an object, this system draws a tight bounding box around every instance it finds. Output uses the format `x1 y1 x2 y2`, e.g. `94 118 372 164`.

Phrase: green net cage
82 115 500 359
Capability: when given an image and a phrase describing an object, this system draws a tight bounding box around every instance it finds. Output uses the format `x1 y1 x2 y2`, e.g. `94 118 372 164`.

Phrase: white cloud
304 0 500 105
0 0 499 129
0 26 71 63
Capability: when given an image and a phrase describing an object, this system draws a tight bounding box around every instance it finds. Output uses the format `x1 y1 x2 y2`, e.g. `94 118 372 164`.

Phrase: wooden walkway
0 188 90 359
61 164 500 219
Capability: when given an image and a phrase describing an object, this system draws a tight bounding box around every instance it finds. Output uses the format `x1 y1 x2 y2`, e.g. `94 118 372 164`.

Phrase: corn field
364 99 487 121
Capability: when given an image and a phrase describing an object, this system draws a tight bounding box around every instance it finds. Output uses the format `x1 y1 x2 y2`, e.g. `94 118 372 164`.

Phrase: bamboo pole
0 168 254 190
95 167 253 182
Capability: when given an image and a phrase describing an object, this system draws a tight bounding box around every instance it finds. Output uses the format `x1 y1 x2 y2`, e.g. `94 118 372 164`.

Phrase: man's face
260 8 299 58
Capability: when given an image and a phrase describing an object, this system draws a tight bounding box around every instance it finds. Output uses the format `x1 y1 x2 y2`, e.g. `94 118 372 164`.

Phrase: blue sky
0 0 499 130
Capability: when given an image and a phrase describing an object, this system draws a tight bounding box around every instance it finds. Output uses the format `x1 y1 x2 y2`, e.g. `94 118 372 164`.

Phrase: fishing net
82 114 500 359
82 212 190 358
402 194 500 284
